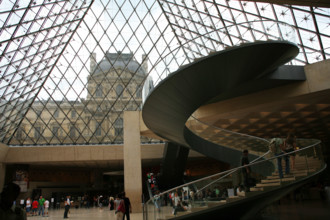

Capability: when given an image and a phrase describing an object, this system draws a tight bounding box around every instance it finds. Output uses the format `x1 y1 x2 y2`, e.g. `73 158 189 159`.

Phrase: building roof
92 52 146 77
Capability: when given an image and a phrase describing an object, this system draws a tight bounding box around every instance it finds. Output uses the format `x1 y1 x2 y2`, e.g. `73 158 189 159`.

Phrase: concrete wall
0 143 8 191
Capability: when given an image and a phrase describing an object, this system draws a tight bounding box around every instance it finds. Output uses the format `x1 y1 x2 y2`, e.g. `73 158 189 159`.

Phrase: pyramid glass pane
0 0 329 146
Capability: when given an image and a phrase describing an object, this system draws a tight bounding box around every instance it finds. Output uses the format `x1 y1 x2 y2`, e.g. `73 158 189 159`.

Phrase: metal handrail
145 139 321 203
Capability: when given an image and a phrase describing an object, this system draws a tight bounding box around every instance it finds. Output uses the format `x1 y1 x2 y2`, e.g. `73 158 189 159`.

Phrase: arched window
116 84 124 97
95 85 103 97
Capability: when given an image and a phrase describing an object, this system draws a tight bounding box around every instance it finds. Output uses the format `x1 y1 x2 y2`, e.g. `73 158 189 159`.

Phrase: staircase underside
142 41 326 219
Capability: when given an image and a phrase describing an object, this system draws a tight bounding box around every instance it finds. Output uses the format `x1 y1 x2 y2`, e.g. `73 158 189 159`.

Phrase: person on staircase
271 134 289 178
284 132 298 171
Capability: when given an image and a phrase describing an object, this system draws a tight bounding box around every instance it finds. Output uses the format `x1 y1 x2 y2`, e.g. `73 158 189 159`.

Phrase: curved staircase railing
143 139 325 220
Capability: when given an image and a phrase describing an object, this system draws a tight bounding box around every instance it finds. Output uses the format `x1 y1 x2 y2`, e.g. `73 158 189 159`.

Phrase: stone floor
27 208 143 220
26 198 330 220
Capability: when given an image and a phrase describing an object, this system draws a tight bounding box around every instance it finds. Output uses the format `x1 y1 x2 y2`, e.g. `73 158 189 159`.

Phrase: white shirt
26 200 31 208
65 198 70 206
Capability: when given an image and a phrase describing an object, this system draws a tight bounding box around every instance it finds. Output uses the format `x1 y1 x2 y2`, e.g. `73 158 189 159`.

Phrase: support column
0 143 9 191
123 111 142 213
0 163 6 191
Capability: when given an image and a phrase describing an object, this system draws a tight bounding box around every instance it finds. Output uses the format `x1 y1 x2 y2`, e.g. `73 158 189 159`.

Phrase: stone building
11 52 149 145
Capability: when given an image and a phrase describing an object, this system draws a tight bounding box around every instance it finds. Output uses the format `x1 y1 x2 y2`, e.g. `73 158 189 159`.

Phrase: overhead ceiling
1 0 330 146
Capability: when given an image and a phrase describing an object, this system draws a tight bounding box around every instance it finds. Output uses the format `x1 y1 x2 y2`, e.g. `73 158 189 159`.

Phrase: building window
114 117 123 136
53 109 59 118
116 84 124 97
95 121 101 136
71 110 76 118
136 86 142 98
115 127 123 136
69 126 76 138
95 85 103 97
52 126 59 137
34 127 41 139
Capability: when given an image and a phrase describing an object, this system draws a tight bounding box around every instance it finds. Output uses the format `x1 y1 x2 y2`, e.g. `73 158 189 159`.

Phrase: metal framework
0 0 329 146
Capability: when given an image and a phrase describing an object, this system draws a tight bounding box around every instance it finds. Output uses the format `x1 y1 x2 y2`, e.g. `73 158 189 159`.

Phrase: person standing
25 197 31 216
271 134 289 178
0 182 27 220
122 192 132 220
44 199 49 217
38 195 45 216
284 132 298 170
63 195 71 219
31 198 38 216
109 197 114 211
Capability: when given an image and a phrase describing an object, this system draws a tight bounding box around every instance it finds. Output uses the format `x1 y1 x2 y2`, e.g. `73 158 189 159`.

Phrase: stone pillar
0 143 8 191
123 111 142 213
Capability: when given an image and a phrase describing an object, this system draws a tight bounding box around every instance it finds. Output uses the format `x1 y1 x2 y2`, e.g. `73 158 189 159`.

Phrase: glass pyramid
0 0 329 146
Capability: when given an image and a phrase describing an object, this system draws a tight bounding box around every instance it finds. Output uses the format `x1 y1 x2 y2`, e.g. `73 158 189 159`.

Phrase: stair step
272 169 314 176
190 206 208 212
250 187 264 192
226 196 244 202
256 182 281 187
207 200 226 207
262 177 295 183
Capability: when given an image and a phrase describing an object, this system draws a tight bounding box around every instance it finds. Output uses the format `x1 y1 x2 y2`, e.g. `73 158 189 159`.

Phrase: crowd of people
0 183 132 220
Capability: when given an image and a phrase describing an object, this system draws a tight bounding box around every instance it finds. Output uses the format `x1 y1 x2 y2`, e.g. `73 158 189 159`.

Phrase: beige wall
0 142 9 162
0 143 8 191
124 111 143 213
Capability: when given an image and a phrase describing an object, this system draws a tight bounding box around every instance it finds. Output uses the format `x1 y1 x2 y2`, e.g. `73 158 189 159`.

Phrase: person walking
270 134 289 178
122 192 132 220
115 193 125 220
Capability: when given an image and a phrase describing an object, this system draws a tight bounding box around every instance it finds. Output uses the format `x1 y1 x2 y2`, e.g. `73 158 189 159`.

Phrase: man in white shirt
63 196 71 219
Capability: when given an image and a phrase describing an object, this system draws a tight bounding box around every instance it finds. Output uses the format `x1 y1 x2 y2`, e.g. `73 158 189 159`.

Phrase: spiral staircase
141 41 327 220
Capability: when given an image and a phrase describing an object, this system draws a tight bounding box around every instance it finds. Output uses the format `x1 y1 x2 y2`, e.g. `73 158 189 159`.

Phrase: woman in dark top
109 197 114 211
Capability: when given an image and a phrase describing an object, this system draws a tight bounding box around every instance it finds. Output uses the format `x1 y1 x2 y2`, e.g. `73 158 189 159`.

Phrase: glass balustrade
143 140 324 220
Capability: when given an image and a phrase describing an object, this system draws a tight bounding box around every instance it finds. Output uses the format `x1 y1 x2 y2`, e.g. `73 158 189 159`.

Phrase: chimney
90 52 96 73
